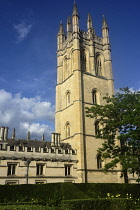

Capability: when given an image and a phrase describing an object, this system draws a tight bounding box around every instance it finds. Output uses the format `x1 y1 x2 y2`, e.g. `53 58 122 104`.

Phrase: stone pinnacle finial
102 15 108 29
67 16 71 24
58 21 65 35
42 133 45 141
87 13 92 22
27 131 30 140
72 1 79 17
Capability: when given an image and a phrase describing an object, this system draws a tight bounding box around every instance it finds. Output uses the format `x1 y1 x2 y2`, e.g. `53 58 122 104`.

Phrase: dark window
96 57 102 76
27 147 31 152
65 165 71 176
58 149 62 154
7 164 17 176
43 147 47 152
19 146 23 151
65 149 69 154
66 122 70 138
10 146 14 151
72 150 75 155
37 165 44 176
95 121 100 135
51 148 54 153
92 90 97 104
81 49 86 71
35 147 39 152
97 154 102 169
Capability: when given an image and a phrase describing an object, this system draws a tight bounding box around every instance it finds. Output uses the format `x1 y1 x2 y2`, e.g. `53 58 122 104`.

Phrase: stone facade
0 127 78 184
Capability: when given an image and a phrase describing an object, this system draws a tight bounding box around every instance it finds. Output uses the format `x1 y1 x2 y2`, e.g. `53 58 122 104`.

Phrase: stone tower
55 3 122 183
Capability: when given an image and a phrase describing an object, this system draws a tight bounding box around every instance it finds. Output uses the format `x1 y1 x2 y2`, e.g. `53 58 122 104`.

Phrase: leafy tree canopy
86 87 140 183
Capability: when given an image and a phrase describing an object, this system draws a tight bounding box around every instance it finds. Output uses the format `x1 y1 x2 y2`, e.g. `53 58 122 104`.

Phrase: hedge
61 198 135 210
0 183 139 207
76 183 140 199
0 183 89 203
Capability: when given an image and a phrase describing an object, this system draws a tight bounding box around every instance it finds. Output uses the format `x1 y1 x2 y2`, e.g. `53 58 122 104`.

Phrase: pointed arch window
92 89 97 104
80 49 87 72
66 122 70 138
95 121 100 135
92 89 100 104
97 154 102 169
66 91 71 107
63 56 68 80
96 55 103 76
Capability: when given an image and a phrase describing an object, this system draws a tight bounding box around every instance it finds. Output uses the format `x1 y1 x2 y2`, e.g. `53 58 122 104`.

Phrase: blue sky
0 0 139 140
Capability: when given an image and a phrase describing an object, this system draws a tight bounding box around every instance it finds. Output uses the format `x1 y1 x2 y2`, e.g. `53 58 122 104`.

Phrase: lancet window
95 121 100 135
92 89 97 104
97 154 102 169
80 49 87 72
66 122 70 138
96 55 103 76
66 91 71 107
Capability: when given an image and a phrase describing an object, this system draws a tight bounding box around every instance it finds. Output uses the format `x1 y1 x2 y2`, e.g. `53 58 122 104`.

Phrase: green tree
86 88 140 183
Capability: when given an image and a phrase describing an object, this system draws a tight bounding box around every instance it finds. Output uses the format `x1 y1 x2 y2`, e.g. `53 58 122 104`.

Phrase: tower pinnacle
72 1 79 17
58 21 65 35
102 15 108 29
67 16 72 37
72 2 79 32
87 13 93 30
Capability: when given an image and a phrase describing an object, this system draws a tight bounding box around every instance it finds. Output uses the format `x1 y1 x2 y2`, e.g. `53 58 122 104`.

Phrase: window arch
65 122 70 138
95 121 100 135
80 49 87 72
97 154 102 169
63 56 67 80
92 89 100 104
95 54 104 76
66 91 71 107
92 89 97 104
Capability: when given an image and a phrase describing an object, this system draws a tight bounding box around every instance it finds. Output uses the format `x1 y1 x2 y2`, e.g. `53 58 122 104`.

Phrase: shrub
61 198 134 210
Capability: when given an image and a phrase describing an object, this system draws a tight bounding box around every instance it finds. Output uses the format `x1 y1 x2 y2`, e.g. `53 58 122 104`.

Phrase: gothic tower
55 3 122 183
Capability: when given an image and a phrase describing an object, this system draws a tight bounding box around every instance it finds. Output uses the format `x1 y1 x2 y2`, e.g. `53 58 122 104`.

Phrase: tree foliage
86 88 140 183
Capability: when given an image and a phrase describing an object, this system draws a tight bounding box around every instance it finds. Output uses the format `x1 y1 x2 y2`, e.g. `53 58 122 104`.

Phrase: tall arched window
92 89 100 104
96 55 103 76
95 121 100 135
66 122 70 138
80 49 87 72
66 91 71 107
92 90 97 104
63 56 67 80
97 154 102 169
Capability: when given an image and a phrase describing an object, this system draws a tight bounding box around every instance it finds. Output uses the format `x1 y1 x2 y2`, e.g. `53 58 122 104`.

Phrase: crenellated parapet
0 127 77 164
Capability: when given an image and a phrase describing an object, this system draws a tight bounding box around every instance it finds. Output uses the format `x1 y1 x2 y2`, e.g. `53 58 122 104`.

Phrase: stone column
0 127 5 141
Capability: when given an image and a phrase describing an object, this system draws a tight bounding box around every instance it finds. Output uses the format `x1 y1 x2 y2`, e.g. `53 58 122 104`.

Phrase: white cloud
14 21 32 42
0 89 55 140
